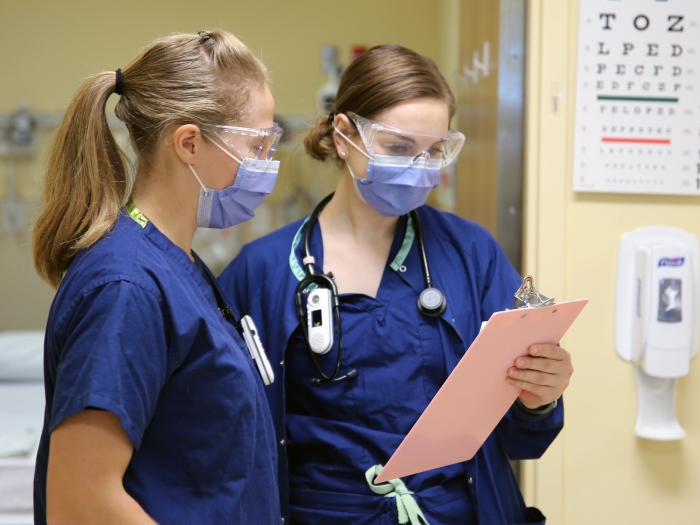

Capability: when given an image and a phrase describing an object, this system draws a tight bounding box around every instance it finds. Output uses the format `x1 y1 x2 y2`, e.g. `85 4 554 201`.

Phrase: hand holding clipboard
375 277 587 483
507 276 576 414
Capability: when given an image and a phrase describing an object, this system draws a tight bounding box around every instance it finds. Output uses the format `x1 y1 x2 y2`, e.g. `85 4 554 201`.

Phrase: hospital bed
0 331 44 525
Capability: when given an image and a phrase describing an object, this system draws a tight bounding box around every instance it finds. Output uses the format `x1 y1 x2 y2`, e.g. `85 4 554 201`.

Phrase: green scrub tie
365 465 430 525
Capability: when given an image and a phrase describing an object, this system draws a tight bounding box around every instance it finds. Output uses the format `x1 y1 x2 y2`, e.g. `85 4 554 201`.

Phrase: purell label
658 257 685 268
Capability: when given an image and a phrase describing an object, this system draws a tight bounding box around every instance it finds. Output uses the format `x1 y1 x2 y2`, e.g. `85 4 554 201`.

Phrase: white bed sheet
0 382 44 518
0 513 33 525
0 332 44 381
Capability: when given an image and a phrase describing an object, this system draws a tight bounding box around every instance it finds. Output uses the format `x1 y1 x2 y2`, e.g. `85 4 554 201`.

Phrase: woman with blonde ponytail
33 31 282 525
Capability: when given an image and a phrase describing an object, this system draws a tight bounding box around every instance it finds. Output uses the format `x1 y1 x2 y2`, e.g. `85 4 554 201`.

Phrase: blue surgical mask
189 141 280 228
346 157 441 217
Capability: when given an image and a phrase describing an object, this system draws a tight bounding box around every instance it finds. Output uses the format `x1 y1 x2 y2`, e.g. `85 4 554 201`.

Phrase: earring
340 151 346 157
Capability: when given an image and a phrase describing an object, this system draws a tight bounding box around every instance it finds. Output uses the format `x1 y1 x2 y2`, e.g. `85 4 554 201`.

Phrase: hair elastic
198 31 212 43
114 69 124 96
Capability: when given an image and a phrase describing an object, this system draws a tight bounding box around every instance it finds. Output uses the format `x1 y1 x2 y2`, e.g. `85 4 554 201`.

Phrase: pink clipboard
375 299 588 483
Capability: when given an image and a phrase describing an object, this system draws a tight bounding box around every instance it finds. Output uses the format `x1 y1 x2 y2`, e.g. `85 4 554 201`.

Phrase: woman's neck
131 161 199 261
317 168 399 296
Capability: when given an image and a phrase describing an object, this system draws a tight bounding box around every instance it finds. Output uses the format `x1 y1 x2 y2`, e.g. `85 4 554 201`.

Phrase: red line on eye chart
601 137 671 145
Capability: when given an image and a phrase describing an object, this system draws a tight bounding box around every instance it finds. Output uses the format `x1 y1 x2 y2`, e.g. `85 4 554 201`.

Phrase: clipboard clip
513 275 555 309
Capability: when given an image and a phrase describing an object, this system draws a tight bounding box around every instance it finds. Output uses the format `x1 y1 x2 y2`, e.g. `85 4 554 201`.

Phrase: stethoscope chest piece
417 287 447 318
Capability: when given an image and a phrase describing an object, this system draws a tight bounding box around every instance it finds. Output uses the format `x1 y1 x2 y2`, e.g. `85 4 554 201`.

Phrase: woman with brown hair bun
220 44 574 525
32 31 282 524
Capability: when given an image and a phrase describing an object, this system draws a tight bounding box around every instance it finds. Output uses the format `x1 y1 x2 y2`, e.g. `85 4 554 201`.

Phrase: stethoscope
294 193 447 386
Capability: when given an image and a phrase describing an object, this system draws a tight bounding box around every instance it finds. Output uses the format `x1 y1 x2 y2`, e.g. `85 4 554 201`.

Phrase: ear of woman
331 113 354 153
173 124 202 161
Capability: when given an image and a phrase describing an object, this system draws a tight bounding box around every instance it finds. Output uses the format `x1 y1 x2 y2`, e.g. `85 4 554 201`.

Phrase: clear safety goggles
346 112 465 167
201 123 283 165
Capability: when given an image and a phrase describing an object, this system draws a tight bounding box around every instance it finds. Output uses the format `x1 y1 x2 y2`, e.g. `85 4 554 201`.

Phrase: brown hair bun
304 44 455 166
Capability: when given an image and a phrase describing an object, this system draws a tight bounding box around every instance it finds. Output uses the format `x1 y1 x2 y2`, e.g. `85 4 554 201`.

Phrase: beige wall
0 0 454 115
7 2 696 522
521 1 700 524
0 0 459 330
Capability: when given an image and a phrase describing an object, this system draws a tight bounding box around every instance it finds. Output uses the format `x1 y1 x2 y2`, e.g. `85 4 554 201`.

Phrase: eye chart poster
573 0 700 195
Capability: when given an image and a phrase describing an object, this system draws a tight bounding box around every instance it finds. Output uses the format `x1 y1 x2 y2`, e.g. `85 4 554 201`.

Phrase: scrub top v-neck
34 206 280 525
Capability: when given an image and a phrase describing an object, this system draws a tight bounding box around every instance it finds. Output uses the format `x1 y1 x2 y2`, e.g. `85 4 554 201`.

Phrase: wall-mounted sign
573 0 700 195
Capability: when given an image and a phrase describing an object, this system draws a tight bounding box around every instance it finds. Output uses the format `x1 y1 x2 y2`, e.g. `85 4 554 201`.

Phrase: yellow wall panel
0 0 447 115
0 0 457 330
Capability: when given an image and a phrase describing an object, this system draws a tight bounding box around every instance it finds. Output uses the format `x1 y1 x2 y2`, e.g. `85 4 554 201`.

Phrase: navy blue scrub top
34 207 280 525
219 205 564 525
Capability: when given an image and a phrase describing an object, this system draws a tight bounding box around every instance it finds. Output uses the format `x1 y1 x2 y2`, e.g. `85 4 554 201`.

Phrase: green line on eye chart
597 95 679 103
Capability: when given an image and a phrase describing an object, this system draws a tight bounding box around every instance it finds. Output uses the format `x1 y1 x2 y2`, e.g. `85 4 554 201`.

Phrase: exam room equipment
0 331 45 525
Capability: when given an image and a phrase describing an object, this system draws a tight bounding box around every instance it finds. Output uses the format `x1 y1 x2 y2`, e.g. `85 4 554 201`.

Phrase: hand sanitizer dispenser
615 227 699 440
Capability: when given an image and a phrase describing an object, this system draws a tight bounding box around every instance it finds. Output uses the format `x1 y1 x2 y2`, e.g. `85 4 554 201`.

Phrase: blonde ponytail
33 72 129 289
